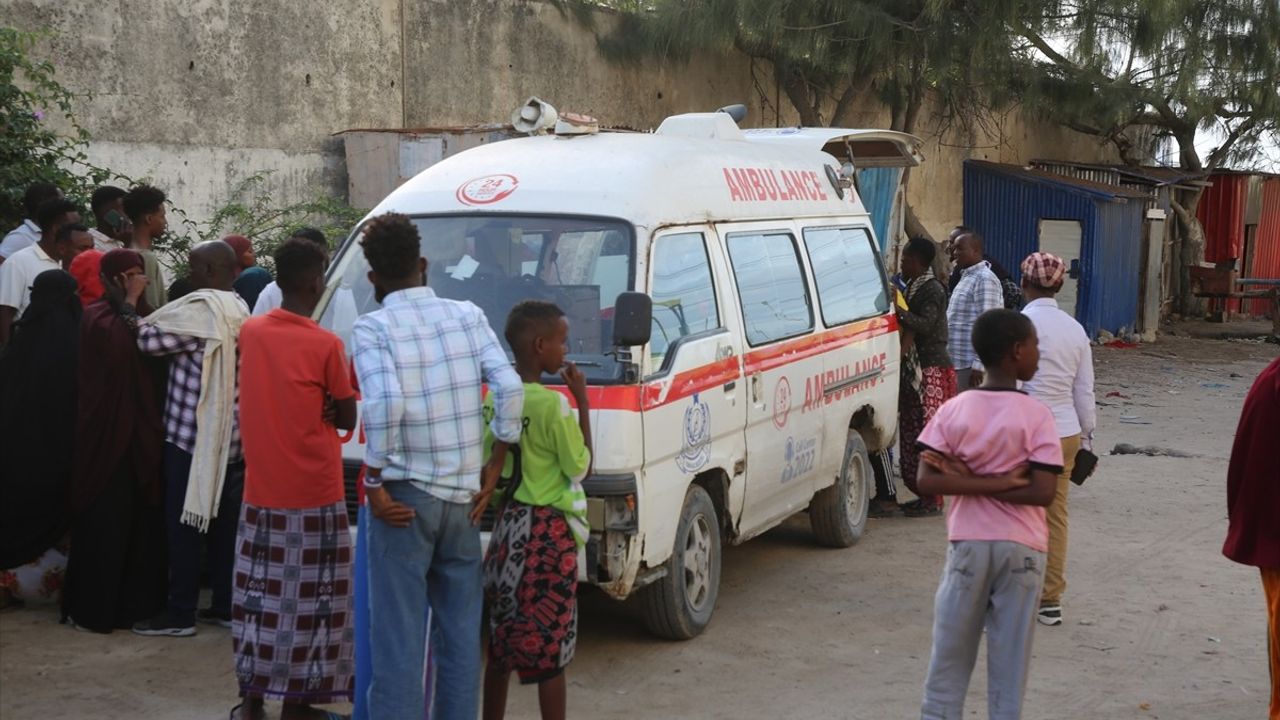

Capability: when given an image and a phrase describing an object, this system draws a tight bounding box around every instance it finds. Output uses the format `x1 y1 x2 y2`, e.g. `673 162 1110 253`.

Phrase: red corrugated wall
1246 178 1280 316
1198 173 1249 262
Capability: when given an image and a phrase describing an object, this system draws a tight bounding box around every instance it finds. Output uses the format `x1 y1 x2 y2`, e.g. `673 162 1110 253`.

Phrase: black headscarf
0 270 82 569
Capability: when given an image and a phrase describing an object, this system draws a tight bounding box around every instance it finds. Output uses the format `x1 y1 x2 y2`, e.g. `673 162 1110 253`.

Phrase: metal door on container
717 222 826 537
1039 219 1083 316
640 228 746 557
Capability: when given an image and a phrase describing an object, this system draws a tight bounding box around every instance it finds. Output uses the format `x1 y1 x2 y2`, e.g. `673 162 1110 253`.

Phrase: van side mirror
612 292 652 347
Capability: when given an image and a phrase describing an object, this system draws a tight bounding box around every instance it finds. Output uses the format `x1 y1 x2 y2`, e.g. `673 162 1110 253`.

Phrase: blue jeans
367 482 481 720
162 442 244 624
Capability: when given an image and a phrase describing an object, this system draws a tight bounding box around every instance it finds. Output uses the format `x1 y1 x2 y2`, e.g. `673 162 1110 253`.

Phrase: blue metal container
963 160 1147 338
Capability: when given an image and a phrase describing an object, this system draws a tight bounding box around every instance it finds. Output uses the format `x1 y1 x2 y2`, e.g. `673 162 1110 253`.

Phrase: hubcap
682 514 713 610
845 449 868 522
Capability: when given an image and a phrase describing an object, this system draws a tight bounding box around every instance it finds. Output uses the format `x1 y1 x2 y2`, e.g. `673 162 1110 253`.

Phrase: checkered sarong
232 502 354 703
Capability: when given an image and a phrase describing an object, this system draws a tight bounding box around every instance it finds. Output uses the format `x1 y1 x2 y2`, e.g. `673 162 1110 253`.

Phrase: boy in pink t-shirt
916 309 1064 719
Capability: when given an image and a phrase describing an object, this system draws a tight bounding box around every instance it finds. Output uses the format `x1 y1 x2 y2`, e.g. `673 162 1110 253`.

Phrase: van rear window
320 214 634 382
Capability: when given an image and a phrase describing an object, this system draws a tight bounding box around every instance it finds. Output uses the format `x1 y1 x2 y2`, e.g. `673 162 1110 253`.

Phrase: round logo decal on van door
772 377 792 429
456 174 519 205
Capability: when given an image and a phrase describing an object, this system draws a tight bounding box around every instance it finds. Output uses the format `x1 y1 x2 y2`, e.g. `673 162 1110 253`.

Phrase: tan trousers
1041 434 1080 607
1263 568 1280 720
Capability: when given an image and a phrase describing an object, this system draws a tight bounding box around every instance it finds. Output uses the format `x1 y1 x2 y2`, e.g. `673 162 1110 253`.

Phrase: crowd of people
0 184 591 720
1 179 1275 719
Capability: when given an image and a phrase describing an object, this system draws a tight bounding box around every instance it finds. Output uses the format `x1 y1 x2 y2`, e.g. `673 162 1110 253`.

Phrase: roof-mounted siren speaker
512 96 559 135
717 104 748 124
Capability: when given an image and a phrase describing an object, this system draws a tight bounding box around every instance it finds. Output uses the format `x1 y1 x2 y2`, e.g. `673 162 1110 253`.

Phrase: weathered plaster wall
7 0 402 219
6 0 1114 237
400 0 778 130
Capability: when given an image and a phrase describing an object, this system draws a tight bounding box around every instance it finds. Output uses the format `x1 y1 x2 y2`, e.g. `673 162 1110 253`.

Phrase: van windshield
320 214 634 382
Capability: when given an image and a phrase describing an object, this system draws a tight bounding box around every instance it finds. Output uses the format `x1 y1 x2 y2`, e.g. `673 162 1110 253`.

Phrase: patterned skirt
483 502 578 684
899 365 959 501
232 501 355 703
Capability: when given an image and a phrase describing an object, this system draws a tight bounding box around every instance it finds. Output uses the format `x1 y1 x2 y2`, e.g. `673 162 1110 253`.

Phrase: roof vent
655 113 746 141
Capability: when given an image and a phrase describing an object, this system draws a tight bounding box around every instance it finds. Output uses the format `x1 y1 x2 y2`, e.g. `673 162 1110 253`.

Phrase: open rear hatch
742 128 924 168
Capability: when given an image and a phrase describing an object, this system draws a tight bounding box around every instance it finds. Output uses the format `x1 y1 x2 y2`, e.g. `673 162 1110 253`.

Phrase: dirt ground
1 334 1276 720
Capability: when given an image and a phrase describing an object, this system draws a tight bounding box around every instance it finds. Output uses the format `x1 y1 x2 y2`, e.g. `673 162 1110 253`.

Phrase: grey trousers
921 540 1046 720
955 368 974 391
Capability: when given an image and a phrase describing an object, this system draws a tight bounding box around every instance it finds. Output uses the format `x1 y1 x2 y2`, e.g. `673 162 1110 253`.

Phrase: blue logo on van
676 393 711 473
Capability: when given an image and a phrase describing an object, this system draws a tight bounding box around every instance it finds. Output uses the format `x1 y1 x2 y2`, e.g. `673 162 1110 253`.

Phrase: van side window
802 226 889 326
726 231 814 346
650 232 720 368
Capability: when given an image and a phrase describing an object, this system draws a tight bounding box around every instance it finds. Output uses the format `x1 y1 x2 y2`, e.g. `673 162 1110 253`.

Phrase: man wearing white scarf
132 241 249 638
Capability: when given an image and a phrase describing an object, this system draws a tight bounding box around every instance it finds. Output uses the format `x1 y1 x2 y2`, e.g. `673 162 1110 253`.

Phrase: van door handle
723 381 736 392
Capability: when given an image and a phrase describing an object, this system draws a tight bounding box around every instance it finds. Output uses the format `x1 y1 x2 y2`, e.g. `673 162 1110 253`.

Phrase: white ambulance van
319 109 922 639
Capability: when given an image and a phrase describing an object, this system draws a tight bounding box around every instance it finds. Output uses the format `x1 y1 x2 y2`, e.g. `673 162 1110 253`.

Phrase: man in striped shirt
946 231 1004 389
352 213 523 720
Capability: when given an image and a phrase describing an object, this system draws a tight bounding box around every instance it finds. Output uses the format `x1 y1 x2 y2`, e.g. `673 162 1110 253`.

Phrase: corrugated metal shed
963 160 1147 338
855 167 903 252
1245 178 1280 316
1198 173 1250 263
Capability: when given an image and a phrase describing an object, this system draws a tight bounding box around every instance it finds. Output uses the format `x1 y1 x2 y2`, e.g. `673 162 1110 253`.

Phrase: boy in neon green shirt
479 300 591 720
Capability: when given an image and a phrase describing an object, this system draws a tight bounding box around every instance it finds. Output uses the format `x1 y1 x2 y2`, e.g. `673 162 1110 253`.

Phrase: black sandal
868 498 901 518
902 501 943 518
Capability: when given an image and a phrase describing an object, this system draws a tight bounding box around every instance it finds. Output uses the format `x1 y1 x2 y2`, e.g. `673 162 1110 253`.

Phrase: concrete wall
8 0 402 219
7 0 1114 238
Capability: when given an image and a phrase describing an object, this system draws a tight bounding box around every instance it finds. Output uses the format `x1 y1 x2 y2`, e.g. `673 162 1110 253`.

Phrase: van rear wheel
810 431 871 548
641 484 721 640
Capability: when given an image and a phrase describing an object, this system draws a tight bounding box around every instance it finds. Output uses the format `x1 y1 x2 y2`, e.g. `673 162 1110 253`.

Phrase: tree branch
1207 116 1260 170
830 76 872 128
774 62 822 127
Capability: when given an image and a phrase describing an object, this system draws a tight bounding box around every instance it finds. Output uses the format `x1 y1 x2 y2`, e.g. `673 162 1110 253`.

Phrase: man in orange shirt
230 238 358 720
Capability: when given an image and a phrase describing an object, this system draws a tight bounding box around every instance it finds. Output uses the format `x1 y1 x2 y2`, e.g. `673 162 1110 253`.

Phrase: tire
641 484 722 640
810 430 871 548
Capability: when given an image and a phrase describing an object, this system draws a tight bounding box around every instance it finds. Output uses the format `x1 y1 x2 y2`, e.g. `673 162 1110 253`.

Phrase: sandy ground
2 335 1276 720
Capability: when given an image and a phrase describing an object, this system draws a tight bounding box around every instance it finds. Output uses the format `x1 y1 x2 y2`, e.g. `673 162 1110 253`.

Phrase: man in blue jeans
351 213 523 719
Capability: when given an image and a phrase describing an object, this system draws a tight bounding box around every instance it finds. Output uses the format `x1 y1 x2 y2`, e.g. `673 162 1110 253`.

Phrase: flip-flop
228 702 270 720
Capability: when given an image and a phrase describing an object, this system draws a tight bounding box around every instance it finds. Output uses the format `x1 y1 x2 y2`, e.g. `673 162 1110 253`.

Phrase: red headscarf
222 237 252 270
70 250 105 307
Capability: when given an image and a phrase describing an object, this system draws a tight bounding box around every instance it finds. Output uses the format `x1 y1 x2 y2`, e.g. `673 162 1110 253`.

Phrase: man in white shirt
253 227 328 316
0 182 62 265
1018 251 1097 627
0 201 85 344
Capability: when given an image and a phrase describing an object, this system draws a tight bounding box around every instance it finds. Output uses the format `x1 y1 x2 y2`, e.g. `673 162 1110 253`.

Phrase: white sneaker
1037 605 1063 626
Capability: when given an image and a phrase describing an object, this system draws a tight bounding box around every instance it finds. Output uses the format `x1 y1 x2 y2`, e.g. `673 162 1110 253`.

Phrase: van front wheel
641 484 721 640
810 431 871 548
